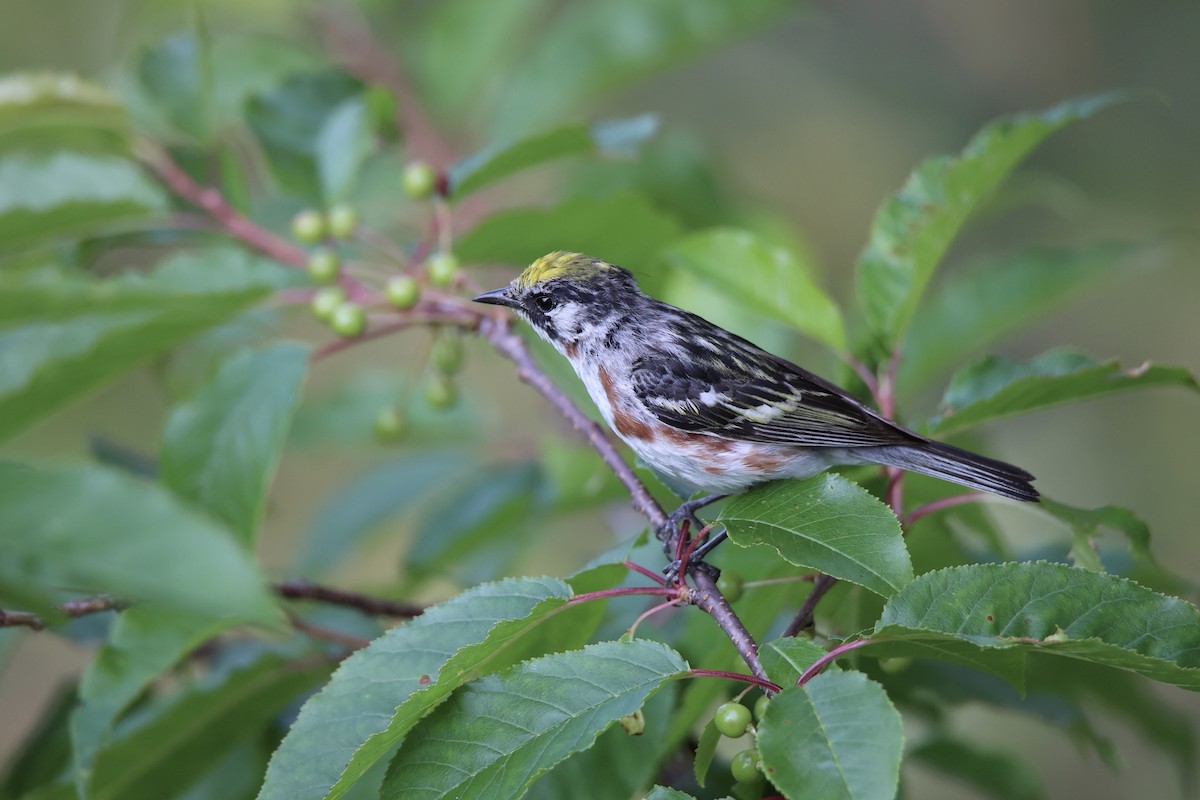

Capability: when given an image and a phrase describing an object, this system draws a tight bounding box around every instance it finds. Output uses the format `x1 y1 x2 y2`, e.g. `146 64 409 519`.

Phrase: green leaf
35 653 329 800
455 191 681 271
0 462 279 623
899 243 1140 392
758 672 903 800
0 151 165 251
909 736 1045 800
662 227 844 352
645 788 697 800
288 369 481 449
524 682 678 800
718 475 912 597
137 33 210 140
245 70 364 200
0 73 130 154
761 637 828 686
855 93 1124 354
69 605 238 796
930 349 1198 435
692 719 721 788
0 249 284 442
160 342 310 547
379 640 689 800
296 452 472 577
405 462 543 584
874 562 1200 691
406 0 550 121
491 0 790 136
316 97 373 201
257 576 610 800
1036 499 1151 562
449 115 658 199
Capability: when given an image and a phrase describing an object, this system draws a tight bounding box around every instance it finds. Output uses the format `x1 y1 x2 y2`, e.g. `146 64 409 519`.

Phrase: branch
797 638 872 685
783 573 838 637
901 492 989 527
137 144 308 268
478 315 667 527
286 612 372 650
273 579 424 619
691 570 767 681
0 596 125 630
3 581 426 631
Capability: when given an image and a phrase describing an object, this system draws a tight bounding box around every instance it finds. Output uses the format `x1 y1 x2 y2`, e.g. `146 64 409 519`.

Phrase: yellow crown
517 251 612 288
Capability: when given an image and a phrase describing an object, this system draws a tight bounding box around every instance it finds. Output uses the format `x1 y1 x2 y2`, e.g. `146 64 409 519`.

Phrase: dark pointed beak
473 287 518 309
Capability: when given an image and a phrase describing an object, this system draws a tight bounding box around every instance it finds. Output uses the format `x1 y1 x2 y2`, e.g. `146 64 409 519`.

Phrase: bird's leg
658 495 726 583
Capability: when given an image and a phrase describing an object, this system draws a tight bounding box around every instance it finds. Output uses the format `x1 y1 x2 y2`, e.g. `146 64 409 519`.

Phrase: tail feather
858 441 1039 502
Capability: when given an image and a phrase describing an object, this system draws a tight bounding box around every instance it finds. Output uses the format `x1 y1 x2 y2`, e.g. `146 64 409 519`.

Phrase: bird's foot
656 495 727 583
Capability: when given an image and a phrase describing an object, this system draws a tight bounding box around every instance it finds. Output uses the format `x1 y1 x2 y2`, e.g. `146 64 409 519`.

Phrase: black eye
533 294 555 312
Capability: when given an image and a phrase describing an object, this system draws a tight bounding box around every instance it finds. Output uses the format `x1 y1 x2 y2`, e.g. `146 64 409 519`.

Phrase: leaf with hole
872 562 1200 691
257 575 616 800
379 640 688 800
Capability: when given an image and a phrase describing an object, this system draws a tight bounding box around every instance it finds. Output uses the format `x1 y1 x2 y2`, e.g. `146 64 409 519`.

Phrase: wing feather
630 313 916 449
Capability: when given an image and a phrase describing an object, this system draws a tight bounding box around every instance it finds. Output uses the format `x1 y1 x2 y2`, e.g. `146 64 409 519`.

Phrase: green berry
425 374 458 409
427 252 459 287
753 693 770 722
307 248 341 284
373 407 406 441
431 332 465 375
291 209 326 243
329 303 366 338
713 702 752 738
327 204 359 238
730 749 762 784
716 571 744 602
385 275 420 309
402 160 437 199
310 286 347 321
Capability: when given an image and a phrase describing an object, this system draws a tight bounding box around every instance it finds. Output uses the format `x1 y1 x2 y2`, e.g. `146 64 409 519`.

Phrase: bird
474 251 1038 565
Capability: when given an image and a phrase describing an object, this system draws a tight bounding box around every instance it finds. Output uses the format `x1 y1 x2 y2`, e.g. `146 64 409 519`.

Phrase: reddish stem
689 669 783 695
783 574 838 637
797 638 872 685
139 146 307 268
902 492 990 527
568 586 682 606
624 560 668 586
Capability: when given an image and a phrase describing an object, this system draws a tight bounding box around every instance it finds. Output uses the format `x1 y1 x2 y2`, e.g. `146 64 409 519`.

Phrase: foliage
0 5 1196 800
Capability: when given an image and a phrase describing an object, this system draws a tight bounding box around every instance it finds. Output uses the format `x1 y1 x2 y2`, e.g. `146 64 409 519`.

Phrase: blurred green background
2 1 1198 798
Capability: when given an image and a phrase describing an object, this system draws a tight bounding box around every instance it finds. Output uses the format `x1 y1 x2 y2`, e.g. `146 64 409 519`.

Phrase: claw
657 494 729 583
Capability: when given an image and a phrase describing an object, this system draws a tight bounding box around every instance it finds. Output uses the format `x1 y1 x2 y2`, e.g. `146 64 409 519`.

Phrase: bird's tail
857 441 1039 502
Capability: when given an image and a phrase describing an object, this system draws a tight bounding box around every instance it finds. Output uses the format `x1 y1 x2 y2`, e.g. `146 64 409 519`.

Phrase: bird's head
474 251 642 353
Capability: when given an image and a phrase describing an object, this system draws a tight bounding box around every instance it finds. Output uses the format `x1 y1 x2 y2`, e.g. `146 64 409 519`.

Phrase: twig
689 669 782 694
315 7 456 169
286 611 371 650
273 579 424 619
137 144 308 268
624 560 669 586
902 492 990 527
0 596 125 630
796 638 872 685
568 586 681 606
783 574 838 637
479 315 667 528
691 570 767 681
311 308 480 362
